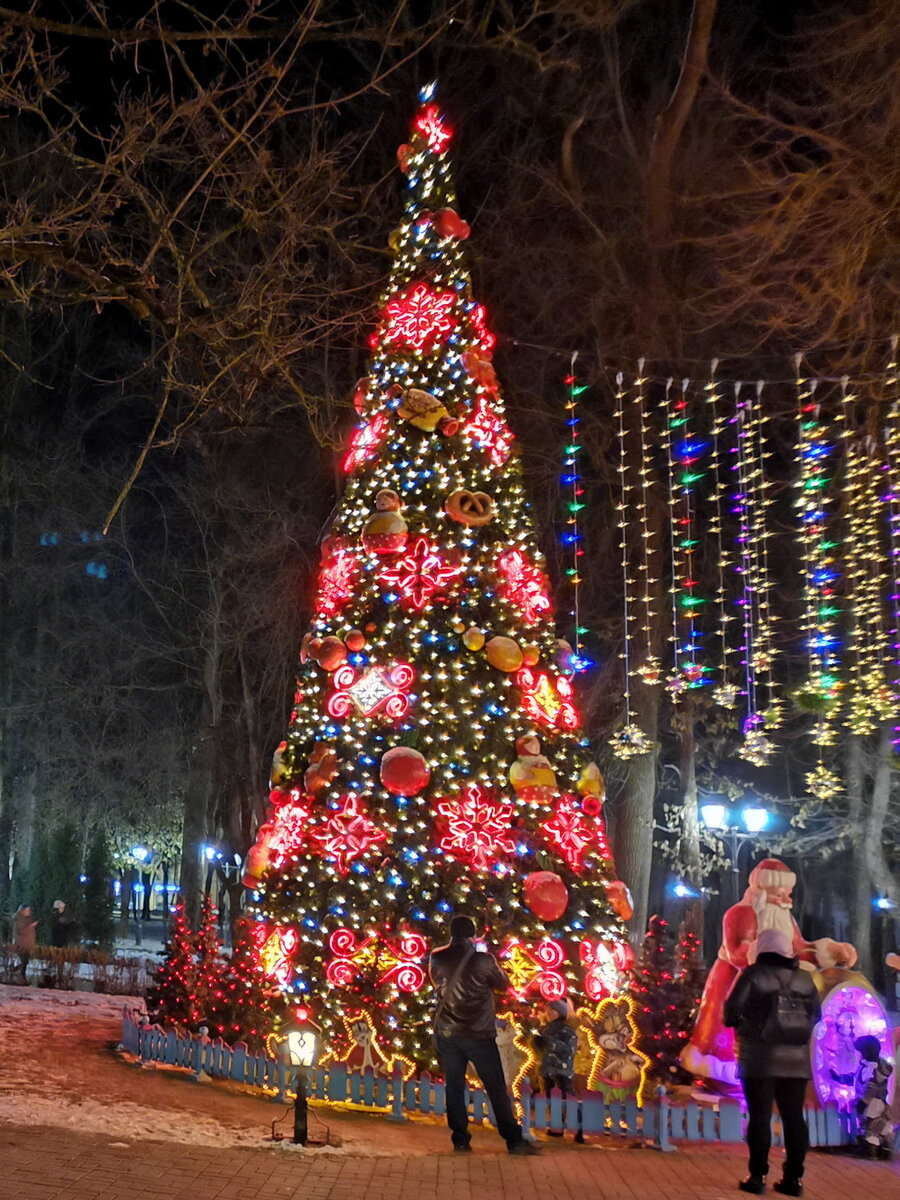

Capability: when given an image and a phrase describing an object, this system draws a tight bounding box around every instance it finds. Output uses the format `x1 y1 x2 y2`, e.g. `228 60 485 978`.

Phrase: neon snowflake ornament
343 412 390 474
436 784 516 871
540 793 601 873
260 792 313 868
314 549 358 618
379 536 462 609
327 662 415 720
381 282 456 353
414 103 453 153
464 397 514 466
496 548 552 625
310 794 387 876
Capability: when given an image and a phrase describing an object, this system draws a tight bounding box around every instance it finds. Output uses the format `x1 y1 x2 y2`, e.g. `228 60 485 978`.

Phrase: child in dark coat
533 1000 581 1139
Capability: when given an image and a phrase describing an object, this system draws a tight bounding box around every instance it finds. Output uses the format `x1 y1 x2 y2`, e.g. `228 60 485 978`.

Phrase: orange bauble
523 871 569 921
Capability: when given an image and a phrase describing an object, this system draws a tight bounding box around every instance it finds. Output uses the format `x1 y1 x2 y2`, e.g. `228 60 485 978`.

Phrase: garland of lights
664 377 707 697
732 381 778 765
632 361 662 687
841 377 893 736
883 338 900 755
610 371 654 759
794 364 842 800
563 356 589 665
706 364 739 709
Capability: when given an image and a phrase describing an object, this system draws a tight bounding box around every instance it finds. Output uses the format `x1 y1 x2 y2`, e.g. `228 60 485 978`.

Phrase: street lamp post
280 1007 322 1145
699 798 771 906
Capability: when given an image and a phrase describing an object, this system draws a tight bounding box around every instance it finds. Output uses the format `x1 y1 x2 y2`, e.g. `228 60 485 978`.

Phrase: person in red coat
681 859 855 1090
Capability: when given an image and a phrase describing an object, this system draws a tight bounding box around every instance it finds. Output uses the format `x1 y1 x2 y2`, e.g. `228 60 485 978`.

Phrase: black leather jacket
723 952 821 1079
429 937 511 1039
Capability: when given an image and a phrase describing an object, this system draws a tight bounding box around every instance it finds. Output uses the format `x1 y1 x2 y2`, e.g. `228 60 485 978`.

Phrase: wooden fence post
654 1086 676 1152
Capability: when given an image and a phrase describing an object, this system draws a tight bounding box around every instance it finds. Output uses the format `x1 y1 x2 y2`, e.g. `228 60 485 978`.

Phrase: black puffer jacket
429 937 511 1039
723 952 821 1079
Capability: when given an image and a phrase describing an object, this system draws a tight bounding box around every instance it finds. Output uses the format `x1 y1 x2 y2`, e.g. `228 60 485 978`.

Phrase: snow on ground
0 985 441 1154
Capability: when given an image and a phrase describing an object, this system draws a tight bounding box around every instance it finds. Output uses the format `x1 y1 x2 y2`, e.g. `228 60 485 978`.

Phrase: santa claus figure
681 857 857 1089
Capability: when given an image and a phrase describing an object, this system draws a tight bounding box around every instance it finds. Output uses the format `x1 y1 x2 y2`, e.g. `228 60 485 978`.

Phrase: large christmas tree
245 85 632 1068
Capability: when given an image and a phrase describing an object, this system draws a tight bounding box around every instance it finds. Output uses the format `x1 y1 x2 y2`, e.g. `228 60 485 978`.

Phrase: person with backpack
428 914 539 1155
724 927 822 1196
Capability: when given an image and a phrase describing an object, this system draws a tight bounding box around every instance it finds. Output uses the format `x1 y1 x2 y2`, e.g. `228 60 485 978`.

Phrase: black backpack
760 970 813 1046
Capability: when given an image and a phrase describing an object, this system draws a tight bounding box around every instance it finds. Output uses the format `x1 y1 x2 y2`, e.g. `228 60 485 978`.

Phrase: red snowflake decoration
465 397 514 466
259 791 313 868
343 412 389 474
497 548 552 625
314 549 359 618
540 793 598 873
469 303 496 353
516 667 580 731
381 283 456 354
310 793 387 876
252 924 299 988
414 103 452 153
436 784 517 871
379 536 462 610
327 662 415 719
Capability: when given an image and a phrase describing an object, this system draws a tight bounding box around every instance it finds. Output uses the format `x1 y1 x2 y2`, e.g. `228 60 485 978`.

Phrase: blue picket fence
120 1009 850 1149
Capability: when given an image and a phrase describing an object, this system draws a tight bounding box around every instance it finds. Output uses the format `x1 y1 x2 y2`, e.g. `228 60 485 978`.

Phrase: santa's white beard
752 892 795 940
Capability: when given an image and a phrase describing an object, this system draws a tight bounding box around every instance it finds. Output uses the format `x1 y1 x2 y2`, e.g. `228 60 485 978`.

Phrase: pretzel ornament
445 489 496 527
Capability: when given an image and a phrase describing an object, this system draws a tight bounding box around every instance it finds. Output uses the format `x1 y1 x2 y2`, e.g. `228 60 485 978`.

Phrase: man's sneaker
773 1180 802 1197
509 1141 541 1156
453 1143 472 1153
739 1177 766 1194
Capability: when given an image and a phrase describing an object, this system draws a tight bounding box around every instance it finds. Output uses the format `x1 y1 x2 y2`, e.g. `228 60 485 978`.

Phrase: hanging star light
496 548 552 624
310 794 387 875
379 535 462 609
436 784 516 870
381 282 456 353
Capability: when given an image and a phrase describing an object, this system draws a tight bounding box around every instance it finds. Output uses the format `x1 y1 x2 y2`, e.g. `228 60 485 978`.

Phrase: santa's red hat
749 858 796 889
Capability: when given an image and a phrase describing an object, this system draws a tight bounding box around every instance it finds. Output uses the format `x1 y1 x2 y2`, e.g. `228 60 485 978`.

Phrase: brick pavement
1 1121 896 1200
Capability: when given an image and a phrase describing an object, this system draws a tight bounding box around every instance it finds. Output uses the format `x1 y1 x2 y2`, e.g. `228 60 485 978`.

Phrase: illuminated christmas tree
245 84 632 1067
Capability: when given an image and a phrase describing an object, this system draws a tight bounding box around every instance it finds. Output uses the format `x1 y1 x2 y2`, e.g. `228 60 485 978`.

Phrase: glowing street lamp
279 1006 321 1145
699 794 772 902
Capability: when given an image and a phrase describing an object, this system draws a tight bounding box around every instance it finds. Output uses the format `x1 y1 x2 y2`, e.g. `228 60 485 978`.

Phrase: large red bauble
523 871 569 922
379 747 431 796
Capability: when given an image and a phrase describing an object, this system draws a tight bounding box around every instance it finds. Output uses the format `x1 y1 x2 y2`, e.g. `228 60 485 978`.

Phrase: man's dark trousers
436 1034 523 1148
741 1077 809 1181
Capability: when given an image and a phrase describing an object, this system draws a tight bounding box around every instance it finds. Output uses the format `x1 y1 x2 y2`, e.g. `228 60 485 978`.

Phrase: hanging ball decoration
437 415 460 436
450 617 467 635
242 842 271 889
362 509 408 554
521 643 540 667
444 489 496 527
578 762 606 802
316 636 348 672
463 626 486 652
434 207 471 240
344 629 366 652
300 632 314 664
581 795 602 818
485 635 523 673
388 228 402 252
523 871 569 922
270 741 293 788
606 880 634 922
380 747 431 796
397 143 413 173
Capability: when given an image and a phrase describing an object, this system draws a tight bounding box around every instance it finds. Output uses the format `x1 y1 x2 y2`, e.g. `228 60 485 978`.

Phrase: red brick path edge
1 1124 896 1200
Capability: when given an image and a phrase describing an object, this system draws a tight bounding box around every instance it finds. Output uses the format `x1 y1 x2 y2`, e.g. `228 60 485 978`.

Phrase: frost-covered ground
0 985 445 1154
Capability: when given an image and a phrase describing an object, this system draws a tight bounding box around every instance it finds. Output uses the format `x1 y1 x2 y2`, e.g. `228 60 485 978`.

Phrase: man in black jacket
724 927 822 1196
429 915 539 1155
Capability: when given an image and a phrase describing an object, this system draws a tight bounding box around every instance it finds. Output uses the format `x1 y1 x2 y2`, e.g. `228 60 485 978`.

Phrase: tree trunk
179 721 219 929
678 694 704 946
617 679 660 942
845 733 872 977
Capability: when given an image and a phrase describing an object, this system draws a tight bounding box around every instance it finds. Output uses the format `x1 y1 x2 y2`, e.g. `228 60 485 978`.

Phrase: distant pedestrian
13 904 38 982
724 927 821 1196
50 900 75 947
428 915 539 1155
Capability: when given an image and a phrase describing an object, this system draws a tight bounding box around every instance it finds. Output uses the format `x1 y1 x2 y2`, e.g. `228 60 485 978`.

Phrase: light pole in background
699 796 771 906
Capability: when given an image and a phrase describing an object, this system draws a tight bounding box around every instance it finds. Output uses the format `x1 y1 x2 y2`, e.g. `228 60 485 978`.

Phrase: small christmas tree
630 915 688 1085
674 924 706 1052
206 919 287 1050
145 905 197 1029
191 894 224 1025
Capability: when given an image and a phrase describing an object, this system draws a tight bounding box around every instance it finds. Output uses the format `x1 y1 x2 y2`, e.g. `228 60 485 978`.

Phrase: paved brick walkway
2 1122 896 1200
